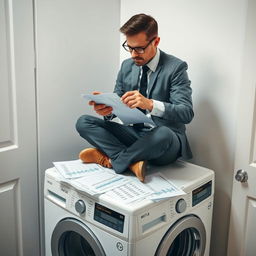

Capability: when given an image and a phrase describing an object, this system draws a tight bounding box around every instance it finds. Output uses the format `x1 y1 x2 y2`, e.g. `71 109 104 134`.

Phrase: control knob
175 198 187 213
75 199 86 214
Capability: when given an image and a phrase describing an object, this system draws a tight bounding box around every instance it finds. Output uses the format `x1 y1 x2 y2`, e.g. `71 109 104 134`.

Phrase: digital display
94 203 125 233
192 181 212 206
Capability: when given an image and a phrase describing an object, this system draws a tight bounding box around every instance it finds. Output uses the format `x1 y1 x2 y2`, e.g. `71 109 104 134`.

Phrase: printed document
53 160 185 201
82 93 155 126
105 178 152 204
53 160 131 195
146 173 186 201
69 172 130 195
53 159 104 179
105 173 185 204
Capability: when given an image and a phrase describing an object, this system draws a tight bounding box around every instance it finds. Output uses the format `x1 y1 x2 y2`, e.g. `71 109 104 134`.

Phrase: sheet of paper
105 179 153 204
82 93 155 126
70 171 130 194
54 160 132 195
145 173 186 201
53 159 104 179
105 173 185 204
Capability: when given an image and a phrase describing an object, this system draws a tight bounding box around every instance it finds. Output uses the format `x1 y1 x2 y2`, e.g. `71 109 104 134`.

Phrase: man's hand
121 90 153 111
89 91 113 116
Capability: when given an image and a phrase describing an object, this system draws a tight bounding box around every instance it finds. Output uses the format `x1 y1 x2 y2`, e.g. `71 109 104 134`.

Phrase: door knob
235 169 248 183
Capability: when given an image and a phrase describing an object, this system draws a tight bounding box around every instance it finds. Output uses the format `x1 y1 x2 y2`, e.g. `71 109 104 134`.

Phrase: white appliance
44 161 214 256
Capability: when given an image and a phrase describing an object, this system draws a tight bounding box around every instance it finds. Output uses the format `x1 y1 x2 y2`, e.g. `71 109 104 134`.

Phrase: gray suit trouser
76 115 181 174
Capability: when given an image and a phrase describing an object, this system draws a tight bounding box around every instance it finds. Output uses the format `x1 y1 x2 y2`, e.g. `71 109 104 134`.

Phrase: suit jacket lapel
131 64 140 90
148 63 162 96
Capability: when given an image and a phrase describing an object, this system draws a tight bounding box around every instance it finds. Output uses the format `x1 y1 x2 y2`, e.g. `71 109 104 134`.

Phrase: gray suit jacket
113 50 194 160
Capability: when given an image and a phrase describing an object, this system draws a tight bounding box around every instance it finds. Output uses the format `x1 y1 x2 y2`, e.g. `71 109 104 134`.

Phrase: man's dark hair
120 13 158 40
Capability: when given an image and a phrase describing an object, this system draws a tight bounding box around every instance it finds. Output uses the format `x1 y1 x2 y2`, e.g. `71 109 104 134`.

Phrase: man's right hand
89 91 113 116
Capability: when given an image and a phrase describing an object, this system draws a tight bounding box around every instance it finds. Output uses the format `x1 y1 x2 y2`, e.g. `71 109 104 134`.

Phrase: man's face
125 32 160 66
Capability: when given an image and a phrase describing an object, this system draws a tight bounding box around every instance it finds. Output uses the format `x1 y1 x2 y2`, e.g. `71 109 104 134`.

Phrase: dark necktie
138 65 149 114
134 65 149 128
139 65 149 98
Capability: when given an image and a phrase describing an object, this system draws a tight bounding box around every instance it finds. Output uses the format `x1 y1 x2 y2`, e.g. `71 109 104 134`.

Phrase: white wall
36 0 120 253
120 1 247 255
36 0 120 169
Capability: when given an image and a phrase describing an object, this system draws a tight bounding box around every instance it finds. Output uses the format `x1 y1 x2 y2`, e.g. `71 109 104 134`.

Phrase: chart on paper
53 159 105 179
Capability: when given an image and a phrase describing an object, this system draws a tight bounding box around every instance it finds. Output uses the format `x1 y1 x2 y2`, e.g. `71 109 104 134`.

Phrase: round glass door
155 215 206 256
51 218 106 256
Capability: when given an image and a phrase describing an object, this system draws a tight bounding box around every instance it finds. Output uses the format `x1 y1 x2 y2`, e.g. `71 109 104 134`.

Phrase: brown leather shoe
79 148 112 168
129 161 146 182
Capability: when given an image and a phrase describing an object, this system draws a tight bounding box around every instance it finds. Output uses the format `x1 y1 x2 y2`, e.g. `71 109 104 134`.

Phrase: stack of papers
53 160 129 195
53 159 185 204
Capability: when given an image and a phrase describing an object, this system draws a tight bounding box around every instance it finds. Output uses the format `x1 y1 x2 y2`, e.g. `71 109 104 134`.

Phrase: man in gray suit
76 14 193 182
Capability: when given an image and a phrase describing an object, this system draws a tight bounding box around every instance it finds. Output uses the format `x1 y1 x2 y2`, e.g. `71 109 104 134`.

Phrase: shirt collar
146 48 160 72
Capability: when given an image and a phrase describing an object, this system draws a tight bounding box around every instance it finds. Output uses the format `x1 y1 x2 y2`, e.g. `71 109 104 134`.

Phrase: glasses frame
122 37 156 54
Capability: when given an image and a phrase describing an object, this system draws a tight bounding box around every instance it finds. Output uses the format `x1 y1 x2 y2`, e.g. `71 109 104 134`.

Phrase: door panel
244 198 256 255
0 180 21 255
0 0 39 255
228 0 256 255
0 0 17 151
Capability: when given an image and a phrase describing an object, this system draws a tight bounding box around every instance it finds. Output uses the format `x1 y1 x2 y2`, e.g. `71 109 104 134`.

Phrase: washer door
51 218 106 256
155 215 206 256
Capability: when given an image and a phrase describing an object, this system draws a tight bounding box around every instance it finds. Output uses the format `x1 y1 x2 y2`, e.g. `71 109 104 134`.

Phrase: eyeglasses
122 37 156 54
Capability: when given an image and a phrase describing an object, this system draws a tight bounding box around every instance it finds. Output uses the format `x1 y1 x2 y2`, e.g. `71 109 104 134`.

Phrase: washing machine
44 160 214 256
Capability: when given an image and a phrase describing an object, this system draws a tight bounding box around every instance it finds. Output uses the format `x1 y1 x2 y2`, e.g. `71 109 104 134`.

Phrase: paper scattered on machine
53 159 185 204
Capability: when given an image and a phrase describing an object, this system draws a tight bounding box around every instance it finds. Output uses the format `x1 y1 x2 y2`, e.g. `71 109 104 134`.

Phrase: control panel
94 203 125 233
192 181 212 206
68 191 126 234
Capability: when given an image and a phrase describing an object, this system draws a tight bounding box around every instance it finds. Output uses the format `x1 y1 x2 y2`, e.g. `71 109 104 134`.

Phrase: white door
0 0 39 255
227 0 256 255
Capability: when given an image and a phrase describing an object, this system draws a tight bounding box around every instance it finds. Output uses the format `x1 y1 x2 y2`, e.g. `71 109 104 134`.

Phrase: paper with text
53 160 103 179
146 173 186 201
105 179 153 204
70 172 130 194
82 93 155 126
53 160 185 201
105 173 185 204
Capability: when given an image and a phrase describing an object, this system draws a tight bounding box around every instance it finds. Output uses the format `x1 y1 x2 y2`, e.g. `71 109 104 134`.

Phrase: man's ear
154 37 160 47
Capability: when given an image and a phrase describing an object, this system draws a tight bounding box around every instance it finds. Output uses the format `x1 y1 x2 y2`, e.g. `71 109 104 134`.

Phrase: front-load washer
44 160 214 256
